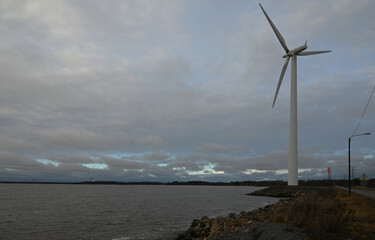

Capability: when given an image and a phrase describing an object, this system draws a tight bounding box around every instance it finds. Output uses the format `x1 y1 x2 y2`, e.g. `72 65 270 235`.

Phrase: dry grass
334 188 375 239
282 187 375 239
286 188 352 233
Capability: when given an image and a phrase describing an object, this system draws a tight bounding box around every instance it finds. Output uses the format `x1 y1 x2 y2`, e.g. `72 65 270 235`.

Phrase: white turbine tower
259 3 331 186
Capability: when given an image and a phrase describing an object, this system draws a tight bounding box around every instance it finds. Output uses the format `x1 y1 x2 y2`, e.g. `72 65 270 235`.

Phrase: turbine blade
259 3 289 53
298 50 331 56
273 56 290 108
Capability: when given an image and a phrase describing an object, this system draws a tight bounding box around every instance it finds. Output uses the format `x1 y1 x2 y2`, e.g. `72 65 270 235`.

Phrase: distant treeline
77 178 375 187
298 178 375 188
2 178 374 188
169 179 375 187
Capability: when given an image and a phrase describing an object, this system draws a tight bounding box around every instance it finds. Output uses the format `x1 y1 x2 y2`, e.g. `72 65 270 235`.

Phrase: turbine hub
282 43 308 58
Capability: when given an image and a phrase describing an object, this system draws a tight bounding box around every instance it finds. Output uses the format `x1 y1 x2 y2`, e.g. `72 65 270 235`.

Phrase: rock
201 216 209 222
190 219 200 228
184 216 214 239
200 216 210 228
227 213 236 220
239 211 247 217
247 186 309 198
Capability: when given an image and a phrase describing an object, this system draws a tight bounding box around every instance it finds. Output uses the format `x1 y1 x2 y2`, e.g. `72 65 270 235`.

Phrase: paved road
337 186 375 200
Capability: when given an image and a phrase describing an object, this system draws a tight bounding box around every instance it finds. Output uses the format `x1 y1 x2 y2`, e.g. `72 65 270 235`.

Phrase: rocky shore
176 186 375 240
247 186 311 197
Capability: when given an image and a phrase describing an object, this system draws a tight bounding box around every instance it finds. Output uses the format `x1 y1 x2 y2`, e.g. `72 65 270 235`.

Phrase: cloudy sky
0 0 374 182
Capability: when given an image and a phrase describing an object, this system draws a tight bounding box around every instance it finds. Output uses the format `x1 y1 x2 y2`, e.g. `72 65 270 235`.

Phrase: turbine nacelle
282 42 307 58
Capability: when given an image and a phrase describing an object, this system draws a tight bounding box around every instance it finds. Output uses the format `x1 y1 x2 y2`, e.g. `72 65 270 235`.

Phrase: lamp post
348 132 371 196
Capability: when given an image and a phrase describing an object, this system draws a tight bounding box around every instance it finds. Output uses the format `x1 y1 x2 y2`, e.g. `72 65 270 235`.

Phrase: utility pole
348 132 371 196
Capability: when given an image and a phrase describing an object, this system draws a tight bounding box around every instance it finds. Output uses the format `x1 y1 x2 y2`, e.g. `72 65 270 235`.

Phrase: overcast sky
0 0 374 182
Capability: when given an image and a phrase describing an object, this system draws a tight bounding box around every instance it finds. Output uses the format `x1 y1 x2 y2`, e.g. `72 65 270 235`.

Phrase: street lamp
348 132 371 196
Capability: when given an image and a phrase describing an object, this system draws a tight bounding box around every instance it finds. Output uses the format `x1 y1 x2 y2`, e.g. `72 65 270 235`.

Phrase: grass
334 188 375 239
287 188 352 233
281 187 375 239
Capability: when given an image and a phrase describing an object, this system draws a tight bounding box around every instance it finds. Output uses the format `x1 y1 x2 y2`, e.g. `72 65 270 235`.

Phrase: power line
353 82 375 135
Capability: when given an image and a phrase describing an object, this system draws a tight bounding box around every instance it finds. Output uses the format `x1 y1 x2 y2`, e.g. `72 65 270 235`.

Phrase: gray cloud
0 0 374 182
196 143 246 154
143 152 170 161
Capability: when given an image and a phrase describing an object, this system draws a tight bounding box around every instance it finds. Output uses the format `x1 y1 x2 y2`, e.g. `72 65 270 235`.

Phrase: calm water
0 184 279 240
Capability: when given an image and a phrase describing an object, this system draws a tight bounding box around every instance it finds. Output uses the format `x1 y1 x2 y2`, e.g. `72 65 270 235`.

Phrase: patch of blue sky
82 163 108 170
187 169 224 175
157 163 168 167
87 154 101 161
364 154 373 159
36 159 60 167
243 169 268 175
187 163 224 175
275 169 288 175
327 159 336 164
314 149 344 158
333 149 347 156
203 163 215 170
104 152 146 159
173 167 185 171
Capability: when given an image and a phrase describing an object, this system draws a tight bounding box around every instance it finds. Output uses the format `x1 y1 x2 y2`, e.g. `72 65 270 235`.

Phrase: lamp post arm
350 133 371 139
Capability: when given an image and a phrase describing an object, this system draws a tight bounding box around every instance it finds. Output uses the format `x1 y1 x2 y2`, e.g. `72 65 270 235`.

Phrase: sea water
0 184 279 240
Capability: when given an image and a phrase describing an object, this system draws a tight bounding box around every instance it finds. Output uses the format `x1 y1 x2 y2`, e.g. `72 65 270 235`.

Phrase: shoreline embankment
176 186 375 240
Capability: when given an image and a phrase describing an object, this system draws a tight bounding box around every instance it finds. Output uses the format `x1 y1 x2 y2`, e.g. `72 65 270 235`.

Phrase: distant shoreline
2 179 373 187
0 180 278 186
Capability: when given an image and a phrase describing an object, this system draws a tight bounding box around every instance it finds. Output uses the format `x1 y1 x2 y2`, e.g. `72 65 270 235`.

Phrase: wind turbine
259 3 331 186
